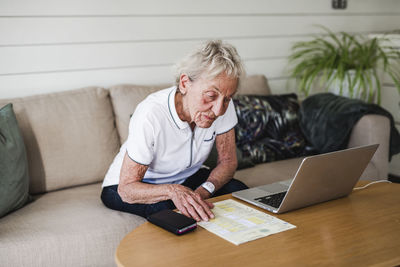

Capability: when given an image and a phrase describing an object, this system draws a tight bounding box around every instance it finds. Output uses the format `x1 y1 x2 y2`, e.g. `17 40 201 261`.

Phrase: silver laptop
232 144 379 214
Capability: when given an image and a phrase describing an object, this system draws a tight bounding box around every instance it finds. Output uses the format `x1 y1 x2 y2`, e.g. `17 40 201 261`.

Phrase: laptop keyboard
255 192 287 208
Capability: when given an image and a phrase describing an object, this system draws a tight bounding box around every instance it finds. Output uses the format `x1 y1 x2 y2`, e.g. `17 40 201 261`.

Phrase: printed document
198 199 296 245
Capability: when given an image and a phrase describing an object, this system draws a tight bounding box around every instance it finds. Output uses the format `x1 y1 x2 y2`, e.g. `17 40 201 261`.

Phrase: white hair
174 40 245 86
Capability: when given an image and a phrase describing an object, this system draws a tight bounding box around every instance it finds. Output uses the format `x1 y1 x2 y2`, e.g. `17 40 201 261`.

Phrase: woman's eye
206 93 216 99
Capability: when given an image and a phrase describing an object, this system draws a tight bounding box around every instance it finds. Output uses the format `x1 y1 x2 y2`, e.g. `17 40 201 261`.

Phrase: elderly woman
101 40 248 222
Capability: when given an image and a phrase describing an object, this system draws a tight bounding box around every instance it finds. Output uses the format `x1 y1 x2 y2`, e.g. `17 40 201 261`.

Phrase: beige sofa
0 75 390 267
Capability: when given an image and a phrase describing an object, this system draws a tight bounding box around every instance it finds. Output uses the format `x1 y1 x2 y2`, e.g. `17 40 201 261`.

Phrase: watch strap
201 181 215 194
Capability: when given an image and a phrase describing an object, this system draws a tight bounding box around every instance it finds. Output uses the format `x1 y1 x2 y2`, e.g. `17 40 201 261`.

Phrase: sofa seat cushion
0 183 145 267
0 87 120 193
235 157 304 188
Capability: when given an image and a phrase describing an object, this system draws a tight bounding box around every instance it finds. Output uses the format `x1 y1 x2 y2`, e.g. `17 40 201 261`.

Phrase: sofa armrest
347 114 390 180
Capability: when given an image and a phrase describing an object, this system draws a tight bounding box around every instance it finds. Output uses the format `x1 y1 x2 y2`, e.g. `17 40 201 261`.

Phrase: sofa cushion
0 104 31 217
348 114 390 180
235 157 304 188
234 94 301 145
237 74 271 95
233 94 313 165
110 75 272 144
109 84 169 143
0 183 146 267
0 87 120 194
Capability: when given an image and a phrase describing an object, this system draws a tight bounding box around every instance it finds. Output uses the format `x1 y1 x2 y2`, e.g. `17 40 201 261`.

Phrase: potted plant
288 26 400 104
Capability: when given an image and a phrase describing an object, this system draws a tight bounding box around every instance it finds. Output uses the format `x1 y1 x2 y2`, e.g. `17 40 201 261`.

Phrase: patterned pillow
233 94 313 164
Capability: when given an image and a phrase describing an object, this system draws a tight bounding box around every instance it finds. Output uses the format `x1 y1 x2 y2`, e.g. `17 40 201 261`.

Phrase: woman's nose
212 98 225 117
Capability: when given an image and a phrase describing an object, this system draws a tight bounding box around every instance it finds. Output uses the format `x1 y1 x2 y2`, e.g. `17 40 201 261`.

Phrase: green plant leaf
287 25 400 104
372 68 382 105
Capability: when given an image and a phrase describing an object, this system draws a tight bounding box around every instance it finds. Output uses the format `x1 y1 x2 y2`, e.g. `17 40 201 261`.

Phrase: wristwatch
201 181 215 194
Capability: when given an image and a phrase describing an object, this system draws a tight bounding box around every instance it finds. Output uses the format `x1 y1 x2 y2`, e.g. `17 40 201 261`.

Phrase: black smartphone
147 209 197 235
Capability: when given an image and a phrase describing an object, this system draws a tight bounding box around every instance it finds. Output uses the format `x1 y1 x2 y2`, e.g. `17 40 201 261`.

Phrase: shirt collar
168 87 190 130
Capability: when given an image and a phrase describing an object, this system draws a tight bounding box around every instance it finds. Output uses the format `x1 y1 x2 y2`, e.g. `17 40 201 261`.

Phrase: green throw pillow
0 103 31 218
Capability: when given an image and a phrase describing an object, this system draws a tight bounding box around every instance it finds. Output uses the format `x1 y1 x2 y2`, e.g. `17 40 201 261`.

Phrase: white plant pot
326 69 378 102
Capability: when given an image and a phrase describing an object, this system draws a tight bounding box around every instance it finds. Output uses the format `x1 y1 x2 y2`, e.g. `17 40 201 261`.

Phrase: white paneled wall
0 0 399 98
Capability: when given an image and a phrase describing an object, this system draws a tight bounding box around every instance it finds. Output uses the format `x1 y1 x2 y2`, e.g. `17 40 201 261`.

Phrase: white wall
1 0 400 175
0 0 399 99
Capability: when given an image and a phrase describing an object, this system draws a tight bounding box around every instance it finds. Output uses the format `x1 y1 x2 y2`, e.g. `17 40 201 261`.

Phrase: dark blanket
299 93 400 160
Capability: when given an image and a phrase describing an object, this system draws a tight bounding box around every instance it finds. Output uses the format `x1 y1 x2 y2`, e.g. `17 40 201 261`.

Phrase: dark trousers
101 168 248 218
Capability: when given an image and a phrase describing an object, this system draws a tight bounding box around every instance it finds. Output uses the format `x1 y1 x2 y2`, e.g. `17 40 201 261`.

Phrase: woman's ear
179 74 190 95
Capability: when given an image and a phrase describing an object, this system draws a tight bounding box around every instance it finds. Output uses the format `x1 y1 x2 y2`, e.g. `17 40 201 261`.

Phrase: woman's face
179 72 238 128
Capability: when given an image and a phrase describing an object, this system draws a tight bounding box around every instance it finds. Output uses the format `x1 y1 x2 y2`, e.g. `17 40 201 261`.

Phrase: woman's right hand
169 184 214 222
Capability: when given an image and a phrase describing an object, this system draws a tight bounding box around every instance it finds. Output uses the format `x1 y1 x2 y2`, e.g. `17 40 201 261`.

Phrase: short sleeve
215 100 238 135
125 104 155 165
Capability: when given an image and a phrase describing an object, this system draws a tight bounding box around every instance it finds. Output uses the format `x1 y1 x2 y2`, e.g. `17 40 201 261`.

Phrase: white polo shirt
102 86 238 187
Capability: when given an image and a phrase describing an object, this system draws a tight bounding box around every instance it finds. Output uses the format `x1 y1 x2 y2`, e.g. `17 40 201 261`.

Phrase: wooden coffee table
115 181 400 266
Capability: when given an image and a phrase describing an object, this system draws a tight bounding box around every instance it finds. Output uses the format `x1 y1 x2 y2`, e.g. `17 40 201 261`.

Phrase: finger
184 201 202 222
193 194 214 219
181 192 203 221
176 203 191 219
187 196 211 221
205 202 215 219
179 191 207 221
171 186 209 221
206 201 215 209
